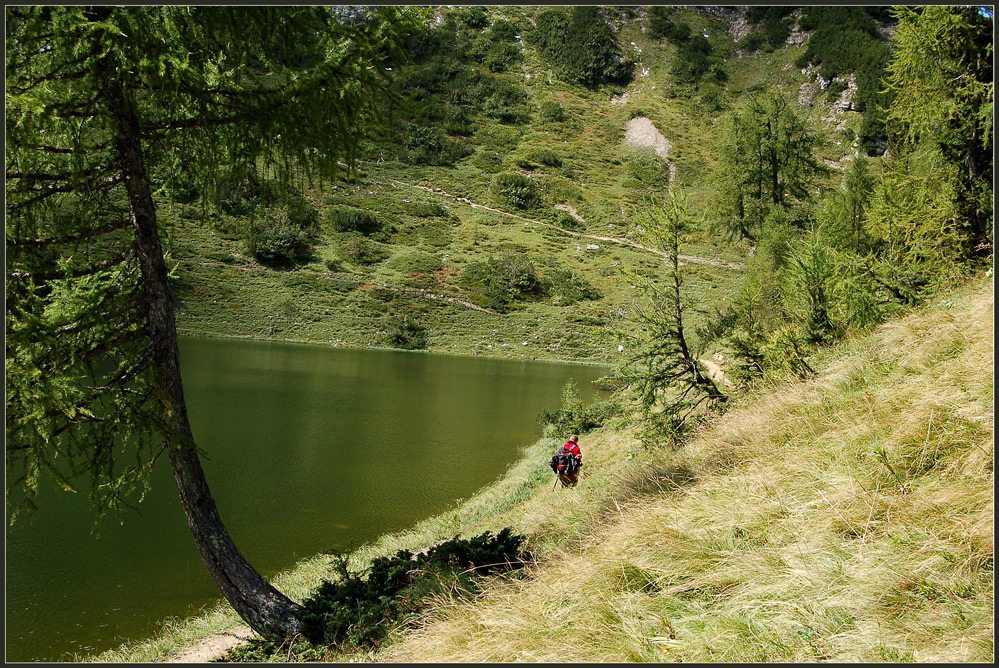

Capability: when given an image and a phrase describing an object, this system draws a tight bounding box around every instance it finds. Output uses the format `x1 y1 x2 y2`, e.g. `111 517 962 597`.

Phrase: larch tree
619 194 727 447
722 90 828 241
6 5 409 640
883 5 993 259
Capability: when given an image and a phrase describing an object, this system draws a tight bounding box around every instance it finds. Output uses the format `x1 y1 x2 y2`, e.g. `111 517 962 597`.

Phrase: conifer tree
6 5 407 640
722 90 827 241
884 5 993 258
620 194 726 446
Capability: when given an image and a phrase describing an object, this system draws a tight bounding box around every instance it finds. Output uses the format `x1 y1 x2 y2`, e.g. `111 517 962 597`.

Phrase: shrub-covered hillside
159 6 990 377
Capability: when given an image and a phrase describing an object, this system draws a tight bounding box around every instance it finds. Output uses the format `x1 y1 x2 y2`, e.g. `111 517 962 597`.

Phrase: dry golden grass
99 278 991 663
377 277 993 663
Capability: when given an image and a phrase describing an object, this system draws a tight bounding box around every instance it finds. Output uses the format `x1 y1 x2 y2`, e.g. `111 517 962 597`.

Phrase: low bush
543 267 601 306
405 125 473 166
385 315 428 350
538 379 619 437
648 7 692 44
746 6 795 51
460 252 543 311
324 207 383 235
481 79 529 124
539 100 568 122
531 148 563 168
340 237 389 265
296 529 527 648
410 201 451 218
492 173 538 209
246 224 312 266
484 41 522 73
245 199 318 266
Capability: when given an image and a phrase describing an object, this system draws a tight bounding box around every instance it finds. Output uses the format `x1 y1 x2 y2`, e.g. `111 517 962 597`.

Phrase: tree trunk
99 61 303 641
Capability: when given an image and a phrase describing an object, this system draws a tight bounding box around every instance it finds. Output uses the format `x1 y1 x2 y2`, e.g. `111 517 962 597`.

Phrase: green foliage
825 80 848 103
324 207 384 235
617 194 727 447
296 529 527 648
455 6 489 30
529 7 633 88
481 78 530 124
460 252 543 312
543 267 600 306
537 379 618 437
215 167 278 217
340 237 390 265
793 7 894 148
404 125 473 166
745 6 796 51
246 201 318 266
385 315 428 350
648 7 692 44
151 151 200 204
5 11 413 641
491 173 538 210
409 201 451 218
531 148 563 168
884 5 993 258
484 41 522 73
672 34 726 85
720 91 827 242
539 100 568 123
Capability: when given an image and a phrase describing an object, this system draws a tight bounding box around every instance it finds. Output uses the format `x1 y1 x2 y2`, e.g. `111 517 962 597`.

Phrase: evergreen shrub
529 7 632 88
460 252 543 311
340 237 389 265
648 7 692 44
405 125 472 166
296 529 527 648
245 199 318 266
539 100 568 122
386 316 428 350
484 41 522 73
544 267 601 306
531 148 563 168
492 173 538 209
325 207 383 235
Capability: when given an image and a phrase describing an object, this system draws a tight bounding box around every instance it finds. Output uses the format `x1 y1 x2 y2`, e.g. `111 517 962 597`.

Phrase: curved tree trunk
99 60 303 641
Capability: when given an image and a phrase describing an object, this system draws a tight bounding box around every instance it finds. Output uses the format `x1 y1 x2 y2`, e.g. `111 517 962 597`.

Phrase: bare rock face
624 116 672 160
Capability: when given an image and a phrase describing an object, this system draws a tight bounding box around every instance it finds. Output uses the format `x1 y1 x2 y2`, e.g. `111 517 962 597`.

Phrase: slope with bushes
160 6 901 364
84 5 992 662
94 275 992 663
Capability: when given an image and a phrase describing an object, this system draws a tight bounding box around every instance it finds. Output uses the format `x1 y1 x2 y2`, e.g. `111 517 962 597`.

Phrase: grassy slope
93 8 992 663
162 6 856 365
370 275 995 664
95 275 993 664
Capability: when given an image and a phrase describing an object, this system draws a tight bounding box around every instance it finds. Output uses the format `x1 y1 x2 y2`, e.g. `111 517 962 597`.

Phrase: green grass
94 7 983 663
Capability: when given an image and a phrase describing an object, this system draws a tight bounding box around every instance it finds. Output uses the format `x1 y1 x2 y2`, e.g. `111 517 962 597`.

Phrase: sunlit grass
374 277 993 664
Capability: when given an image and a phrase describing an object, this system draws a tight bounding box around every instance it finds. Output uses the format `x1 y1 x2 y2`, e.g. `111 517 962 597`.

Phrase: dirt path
166 625 254 663
381 180 744 270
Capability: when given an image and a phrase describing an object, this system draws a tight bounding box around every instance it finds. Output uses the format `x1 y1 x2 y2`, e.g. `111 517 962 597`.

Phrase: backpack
549 446 581 476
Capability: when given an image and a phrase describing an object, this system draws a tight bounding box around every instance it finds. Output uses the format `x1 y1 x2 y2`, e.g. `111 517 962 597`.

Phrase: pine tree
884 5 993 258
619 194 726 446
6 5 408 640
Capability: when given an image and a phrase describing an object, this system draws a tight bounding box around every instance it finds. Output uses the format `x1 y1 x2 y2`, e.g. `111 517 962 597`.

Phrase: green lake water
5 337 608 662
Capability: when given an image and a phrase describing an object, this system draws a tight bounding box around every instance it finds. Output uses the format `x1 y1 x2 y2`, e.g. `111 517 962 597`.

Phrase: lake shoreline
177 327 615 368
91 432 569 663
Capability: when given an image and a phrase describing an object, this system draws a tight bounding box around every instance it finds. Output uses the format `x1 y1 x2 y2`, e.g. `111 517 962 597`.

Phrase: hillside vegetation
95 273 993 664
52 4 990 662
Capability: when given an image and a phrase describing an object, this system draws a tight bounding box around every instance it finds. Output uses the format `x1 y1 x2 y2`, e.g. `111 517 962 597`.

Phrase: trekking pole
552 476 560 491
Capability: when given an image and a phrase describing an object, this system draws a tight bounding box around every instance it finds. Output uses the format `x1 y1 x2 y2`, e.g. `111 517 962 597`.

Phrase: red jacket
563 441 581 459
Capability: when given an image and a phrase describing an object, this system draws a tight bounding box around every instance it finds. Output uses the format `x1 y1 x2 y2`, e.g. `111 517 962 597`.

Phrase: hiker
550 435 583 488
